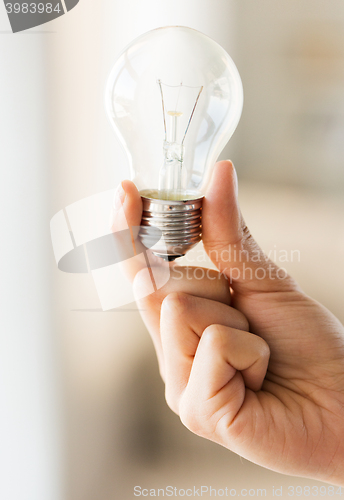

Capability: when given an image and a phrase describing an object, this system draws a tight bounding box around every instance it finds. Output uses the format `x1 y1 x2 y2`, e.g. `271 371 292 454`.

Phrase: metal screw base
139 191 203 261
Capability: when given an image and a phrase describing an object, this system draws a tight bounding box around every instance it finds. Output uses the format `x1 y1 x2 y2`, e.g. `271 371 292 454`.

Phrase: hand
112 161 344 486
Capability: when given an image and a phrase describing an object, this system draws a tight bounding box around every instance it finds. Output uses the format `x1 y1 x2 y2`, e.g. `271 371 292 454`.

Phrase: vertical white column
0 14 63 500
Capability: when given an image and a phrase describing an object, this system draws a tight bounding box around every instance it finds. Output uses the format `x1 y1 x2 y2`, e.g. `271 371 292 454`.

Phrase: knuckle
132 267 149 292
161 292 192 317
257 337 270 360
132 267 155 302
179 399 212 439
202 324 226 349
133 267 169 307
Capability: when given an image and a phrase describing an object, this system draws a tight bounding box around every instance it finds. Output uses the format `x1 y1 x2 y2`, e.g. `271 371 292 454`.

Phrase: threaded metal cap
139 191 203 260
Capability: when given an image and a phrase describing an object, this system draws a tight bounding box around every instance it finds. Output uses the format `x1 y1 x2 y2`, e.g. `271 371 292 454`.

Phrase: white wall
0 9 63 500
234 0 344 189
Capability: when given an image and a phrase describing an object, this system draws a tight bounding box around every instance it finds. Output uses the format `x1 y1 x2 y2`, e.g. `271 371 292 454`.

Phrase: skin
111 161 344 486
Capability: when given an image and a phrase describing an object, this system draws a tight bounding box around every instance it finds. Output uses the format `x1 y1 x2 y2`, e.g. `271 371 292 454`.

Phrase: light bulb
105 26 243 260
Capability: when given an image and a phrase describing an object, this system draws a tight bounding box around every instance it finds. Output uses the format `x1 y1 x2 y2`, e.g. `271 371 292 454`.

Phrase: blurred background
1 1 344 499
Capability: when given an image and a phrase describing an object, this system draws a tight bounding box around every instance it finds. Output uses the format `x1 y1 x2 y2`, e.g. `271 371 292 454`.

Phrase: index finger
111 180 170 282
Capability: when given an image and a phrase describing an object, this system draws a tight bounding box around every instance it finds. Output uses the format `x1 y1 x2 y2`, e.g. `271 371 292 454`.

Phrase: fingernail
113 182 126 210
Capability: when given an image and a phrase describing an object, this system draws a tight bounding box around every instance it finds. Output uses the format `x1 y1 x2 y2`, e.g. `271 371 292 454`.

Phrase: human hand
112 161 344 486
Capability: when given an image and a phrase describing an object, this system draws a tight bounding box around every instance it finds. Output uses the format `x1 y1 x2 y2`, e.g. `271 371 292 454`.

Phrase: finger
110 180 168 282
179 325 270 442
133 266 232 379
202 161 297 295
160 292 249 413
111 180 142 232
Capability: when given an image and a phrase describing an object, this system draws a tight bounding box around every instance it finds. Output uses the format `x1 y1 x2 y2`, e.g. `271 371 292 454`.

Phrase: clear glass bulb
105 26 243 260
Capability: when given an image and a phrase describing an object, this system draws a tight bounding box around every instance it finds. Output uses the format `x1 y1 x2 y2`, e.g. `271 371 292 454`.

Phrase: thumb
202 161 296 294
